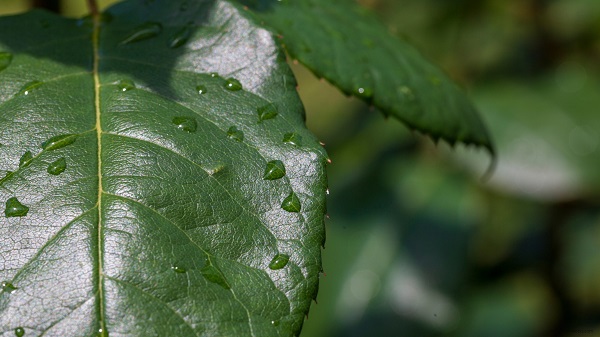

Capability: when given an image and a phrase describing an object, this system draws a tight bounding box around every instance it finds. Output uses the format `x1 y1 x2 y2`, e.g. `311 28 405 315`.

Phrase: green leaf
0 1 327 336
239 0 494 153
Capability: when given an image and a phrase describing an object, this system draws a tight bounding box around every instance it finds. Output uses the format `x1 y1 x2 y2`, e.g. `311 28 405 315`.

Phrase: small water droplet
210 72 219 78
172 116 197 133
171 265 186 273
264 160 286 180
118 79 135 91
47 158 67 175
41 134 77 151
355 87 373 98
271 320 280 326
18 81 43 96
205 163 225 176
0 52 13 72
269 253 290 270
169 26 192 49
257 103 278 122
227 126 244 142
120 22 162 45
5 197 29 217
196 85 207 95
399 86 414 100
1 281 17 293
201 265 230 289
326 188 330 195
281 192 301 212
224 78 242 91
282 132 302 146
19 151 33 168
14 327 24 337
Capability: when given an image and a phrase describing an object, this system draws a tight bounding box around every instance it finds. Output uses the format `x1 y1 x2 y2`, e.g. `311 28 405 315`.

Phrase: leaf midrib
91 13 107 337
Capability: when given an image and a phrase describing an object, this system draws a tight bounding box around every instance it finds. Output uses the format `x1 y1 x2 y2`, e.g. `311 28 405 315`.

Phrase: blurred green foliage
2 0 599 336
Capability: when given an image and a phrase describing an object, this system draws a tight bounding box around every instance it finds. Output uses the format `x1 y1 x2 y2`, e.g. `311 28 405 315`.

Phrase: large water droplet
171 265 186 273
172 116 197 133
264 160 286 180
1 281 17 293
118 79 135 92
355 87 373 98
19 151 32 168
47 157 67 175
201 265 230 289
283 132 302 146
224 78 242 91
41 134 77 151
169 26 192 49
0 52 13 72
14 327 25 337
5 197 29 217
18 81 43 96
257 103 278 122
120 22 162 45
281 192 301 212
268 253 290 270
196 85 207 95
227 126 244 142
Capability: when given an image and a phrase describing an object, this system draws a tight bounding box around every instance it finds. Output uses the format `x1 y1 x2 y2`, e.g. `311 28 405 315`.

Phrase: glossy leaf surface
0 1 327 336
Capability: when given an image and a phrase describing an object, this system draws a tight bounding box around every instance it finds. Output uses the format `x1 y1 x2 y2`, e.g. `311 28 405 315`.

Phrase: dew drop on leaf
257 103 278 122
18 81 42 96
41 134 77 151
210 72 219 78
1 281 17 293
171 265 186 273
271 320 280 327
201 265 230 289
281 192 301 213
264 160 286 180
224 78 242 91
14 327 25 337
282 132 302 146
172 116 197 133
19 151 32 168
47 157 67 176
5 197 29 217
355 87 373 98
398 86 415 100
196 85 207 95
120 22 162 45
227 126 244 142
0 52 13 72
269 254 290 270
118 79 135 92
169 26 192 49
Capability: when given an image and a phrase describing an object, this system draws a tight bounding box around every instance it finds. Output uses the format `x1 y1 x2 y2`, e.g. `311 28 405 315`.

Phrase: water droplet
210 72 219 78
0 52 13 72
282 132 302 146
169 26 192 49
120 22 162 45
224 78 242 91
5 197 29 217
326 188 330 195
196 85 207 95
399 86 414 100
19 151 32 168
14 327 24 337
264 160 286 180
355 87 373 98
118 79 135 92
271 320 280 327
18 81 43 96
1 281 17 293
269 253 290 270
205 163 225 176
257 103 278 122
41 134 77 151
201 265 230 289
171 265 186 273
281 192 301 212
172 116 197 133
47 158 67 175
227 126 244 142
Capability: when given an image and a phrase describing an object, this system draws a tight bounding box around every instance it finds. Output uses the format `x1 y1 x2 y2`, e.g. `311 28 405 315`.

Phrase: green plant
0 0 492 336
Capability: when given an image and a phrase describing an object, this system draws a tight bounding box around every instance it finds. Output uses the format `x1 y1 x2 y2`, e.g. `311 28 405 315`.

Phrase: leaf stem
87 0 99 17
